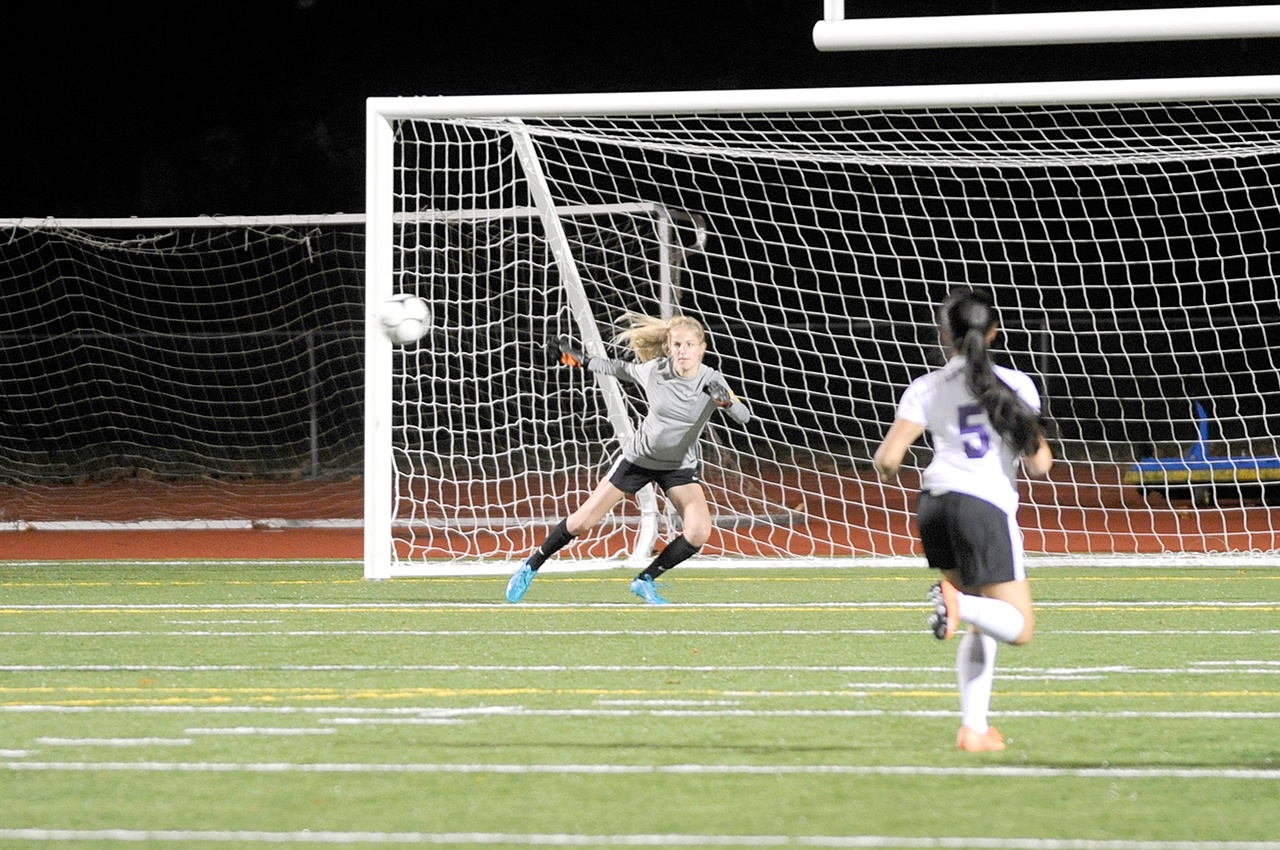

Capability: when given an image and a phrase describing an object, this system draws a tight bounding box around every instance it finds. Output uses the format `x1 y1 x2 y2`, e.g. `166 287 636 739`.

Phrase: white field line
2 760 1278 781
0 600 1276 610
1 829 1278 849
312 707 1280 722
4 705 1279 721
0 829 1278 850
599 699 744 705
0 601 906 610
169 620 285 624
3 625 1278 642
316 717 473 725
0 629 925 637
1 662 1276 676
319 707 1280 721
3 628 1279 638
183 727 336 736
35 737 192 746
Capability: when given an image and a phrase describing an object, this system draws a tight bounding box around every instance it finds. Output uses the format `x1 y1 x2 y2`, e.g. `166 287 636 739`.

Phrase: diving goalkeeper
506 312 751 604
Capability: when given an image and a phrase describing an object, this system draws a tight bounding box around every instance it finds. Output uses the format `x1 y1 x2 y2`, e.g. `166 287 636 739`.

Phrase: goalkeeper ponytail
941 289 1043 457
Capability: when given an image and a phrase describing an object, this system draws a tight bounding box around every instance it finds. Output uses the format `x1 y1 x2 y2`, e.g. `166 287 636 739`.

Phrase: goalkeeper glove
704 380 735 408
551 335 590 368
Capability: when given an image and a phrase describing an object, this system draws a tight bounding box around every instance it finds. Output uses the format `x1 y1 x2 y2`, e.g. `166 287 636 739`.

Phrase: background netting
0 219 365 526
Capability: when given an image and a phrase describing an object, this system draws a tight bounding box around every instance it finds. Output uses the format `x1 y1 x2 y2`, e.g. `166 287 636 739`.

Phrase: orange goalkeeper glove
552 336 590 368
704 380 735 408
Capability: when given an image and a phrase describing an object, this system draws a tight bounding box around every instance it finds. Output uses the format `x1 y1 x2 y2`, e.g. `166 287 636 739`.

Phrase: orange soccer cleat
956 725 1006 752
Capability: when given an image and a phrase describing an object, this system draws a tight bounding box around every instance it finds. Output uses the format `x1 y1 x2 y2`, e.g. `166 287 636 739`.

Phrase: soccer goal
365 76 1280 578
0 214 366 531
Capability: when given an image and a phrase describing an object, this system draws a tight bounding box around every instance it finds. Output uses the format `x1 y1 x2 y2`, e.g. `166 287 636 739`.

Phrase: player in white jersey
873 288 1053 752
505 312 751 605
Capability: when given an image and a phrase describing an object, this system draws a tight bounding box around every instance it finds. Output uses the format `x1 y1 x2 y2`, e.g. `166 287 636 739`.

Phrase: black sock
638 536 700 581
527 518 574 570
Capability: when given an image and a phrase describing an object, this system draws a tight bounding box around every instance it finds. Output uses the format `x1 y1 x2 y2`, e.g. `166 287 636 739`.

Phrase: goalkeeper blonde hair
614 312 706 363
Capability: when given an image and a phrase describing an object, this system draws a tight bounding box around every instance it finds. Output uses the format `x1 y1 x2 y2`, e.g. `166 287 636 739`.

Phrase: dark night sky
6 0 1280 219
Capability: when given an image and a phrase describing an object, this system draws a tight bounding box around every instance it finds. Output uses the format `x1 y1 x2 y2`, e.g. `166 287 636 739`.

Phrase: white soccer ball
377 293 431 344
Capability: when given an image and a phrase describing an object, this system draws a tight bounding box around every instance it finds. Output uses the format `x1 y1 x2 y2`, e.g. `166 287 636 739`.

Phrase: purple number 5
958 403 990 458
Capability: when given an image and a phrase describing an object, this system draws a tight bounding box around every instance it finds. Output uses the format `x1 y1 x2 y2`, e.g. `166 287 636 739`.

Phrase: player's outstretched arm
548 336 591 368
705 380 733 407
705 380 751 424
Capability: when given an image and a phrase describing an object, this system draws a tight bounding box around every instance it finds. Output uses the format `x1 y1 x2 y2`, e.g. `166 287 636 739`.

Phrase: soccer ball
377 293 431 344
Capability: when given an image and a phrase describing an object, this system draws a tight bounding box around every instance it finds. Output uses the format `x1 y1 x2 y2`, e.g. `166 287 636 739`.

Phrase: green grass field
1 561 1277 849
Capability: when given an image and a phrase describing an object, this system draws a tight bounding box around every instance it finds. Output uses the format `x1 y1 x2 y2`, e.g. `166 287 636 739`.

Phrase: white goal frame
364 74 1280 579
812 3 1280 51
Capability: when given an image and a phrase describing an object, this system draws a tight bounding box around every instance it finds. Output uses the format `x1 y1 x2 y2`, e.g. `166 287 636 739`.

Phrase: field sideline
0 561 1277 849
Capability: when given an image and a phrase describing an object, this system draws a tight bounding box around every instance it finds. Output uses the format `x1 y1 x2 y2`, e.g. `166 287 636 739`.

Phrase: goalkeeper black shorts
605 456 700 494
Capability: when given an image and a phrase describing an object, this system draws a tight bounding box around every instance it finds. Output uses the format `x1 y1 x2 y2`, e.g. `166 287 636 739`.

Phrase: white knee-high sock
957 592 1025 645
957 630 999 734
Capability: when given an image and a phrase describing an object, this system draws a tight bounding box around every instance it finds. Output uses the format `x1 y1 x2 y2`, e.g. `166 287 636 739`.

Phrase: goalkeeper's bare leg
630 482 711 604
505 481 626 602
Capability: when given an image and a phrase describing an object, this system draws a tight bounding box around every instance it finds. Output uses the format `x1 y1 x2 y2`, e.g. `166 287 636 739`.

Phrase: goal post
365 75 1280 578
361 194 689 579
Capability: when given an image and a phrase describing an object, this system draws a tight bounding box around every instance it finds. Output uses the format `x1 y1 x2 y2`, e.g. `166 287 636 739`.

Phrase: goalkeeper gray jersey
588 357 751 470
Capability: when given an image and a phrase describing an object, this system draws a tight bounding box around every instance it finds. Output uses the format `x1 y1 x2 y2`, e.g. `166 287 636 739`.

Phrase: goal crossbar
368 75 1280 119
813 5 1280 51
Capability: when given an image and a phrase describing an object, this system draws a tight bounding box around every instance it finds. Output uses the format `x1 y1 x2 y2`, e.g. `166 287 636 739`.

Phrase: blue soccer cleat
629 577 669 605
505 561 536 603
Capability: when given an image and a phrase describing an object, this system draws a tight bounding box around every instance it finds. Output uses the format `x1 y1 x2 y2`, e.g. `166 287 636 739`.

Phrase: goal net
0 215 365 530
365 77 1280 577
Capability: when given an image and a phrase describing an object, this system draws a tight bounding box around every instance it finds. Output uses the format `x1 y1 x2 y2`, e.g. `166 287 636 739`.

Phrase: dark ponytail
941 289 1043 456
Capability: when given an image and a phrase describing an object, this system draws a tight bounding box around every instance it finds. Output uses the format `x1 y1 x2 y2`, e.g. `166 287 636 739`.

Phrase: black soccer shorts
916 489 1024 588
